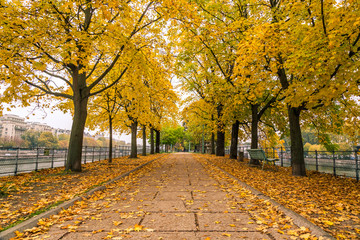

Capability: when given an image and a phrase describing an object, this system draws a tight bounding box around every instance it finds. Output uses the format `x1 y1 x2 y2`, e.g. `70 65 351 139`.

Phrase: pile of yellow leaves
0 154 163 231
200 154 360 239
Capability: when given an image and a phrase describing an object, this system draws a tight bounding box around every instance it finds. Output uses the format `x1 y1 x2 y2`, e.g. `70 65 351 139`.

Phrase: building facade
0 114 57 140
0 114 28 140
27 122 55 135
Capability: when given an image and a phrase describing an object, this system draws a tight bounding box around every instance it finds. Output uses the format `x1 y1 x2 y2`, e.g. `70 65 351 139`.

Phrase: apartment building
0 114 27 140
0 114 56 140
27 122 55 135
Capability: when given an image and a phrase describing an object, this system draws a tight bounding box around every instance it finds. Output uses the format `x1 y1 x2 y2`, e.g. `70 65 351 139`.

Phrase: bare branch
24 80 73 99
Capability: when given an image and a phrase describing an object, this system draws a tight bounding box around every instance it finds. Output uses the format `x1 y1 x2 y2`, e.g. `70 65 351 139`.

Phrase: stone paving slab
127 232 198 239
196 212 257 231
106 200 187 213
76 212 143 231
196 231 272 240
192 191 229 201
155 191 192 201
141 212 197 231
186 200 246 213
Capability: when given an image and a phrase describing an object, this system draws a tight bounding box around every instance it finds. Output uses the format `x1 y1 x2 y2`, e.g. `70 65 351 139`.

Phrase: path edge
0 154 166 240
203 157 335 240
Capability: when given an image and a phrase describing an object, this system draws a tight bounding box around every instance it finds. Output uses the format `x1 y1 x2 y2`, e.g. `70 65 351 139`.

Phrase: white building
54 128 71 136
27 122 55 135
0 114 27 140
0 114 57 140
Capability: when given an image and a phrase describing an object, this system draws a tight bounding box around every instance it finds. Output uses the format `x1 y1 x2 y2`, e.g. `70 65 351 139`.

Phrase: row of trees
2 1 359 177
176 0 360 176
0 131 120 149
0 131 59 149
0 1 178 171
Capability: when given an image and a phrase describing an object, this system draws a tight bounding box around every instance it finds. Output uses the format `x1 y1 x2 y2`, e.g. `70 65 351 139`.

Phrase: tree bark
250 104 260 165
251 104 259 149
66 95 88 172
142 126 146 156
130 120 138 158
288 107 306 176
277 60 306 176
150 128 155 154
216 104 225 156
108 116 113 163
155 129 160 153
211 132 215 154
216 130 225 156
230 120 239 159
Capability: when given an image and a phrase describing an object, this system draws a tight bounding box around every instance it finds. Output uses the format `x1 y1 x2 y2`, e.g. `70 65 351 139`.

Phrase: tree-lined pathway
13 153 329 239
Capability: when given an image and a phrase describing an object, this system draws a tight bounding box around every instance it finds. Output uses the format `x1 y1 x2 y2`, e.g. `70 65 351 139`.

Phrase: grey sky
4 106 133 143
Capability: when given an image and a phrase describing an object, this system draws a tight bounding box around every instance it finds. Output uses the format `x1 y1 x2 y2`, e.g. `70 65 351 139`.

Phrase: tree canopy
1 0 359 176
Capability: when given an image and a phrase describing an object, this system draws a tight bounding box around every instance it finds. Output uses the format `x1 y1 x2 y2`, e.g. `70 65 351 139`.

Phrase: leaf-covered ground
0 154 163 231
12 153 319 240
200 153 360 239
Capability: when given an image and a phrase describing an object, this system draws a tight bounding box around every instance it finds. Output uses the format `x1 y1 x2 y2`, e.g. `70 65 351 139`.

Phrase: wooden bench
247 149 279 170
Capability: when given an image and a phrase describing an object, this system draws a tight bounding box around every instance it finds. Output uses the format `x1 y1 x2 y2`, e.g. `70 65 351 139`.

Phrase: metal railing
223 146 360 181
0 145 160 176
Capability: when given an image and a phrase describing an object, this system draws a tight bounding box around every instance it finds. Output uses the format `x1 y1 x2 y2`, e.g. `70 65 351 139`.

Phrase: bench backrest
247 149 266 160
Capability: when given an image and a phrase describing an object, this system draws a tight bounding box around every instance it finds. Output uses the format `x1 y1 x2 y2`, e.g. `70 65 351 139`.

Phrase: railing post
14 148 19 175
51 148 55 168
315 150 318 171
84 146 87 164
99 147 101 161
272 147 275 158
280 147 283 167
35 148 39 171
355 151 359 181
92 147 95 162
333 150 336 177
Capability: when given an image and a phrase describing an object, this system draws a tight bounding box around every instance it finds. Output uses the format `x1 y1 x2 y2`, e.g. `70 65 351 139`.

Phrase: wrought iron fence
224 146 360 181
0 145 156 176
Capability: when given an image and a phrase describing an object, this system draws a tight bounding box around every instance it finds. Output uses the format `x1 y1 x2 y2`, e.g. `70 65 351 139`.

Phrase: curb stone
0 154 166 240
203 157 335 240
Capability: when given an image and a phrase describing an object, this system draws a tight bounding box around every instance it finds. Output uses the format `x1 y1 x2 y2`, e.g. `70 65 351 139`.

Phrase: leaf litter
0 154 163 231
198 153 360 239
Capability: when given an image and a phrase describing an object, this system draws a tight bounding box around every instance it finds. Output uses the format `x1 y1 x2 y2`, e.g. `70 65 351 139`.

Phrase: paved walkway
20 153 316 239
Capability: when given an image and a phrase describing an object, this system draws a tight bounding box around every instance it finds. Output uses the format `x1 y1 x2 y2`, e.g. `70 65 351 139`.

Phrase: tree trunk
211 132 215 154
250 104 260 165
288 107 306 176
130 120 138 158
216 130 225 156
216 104 225 156
150 128 155 154
251 104 259 149
66 95 88 172
155 129 160 153
142 126 146 156
230 120 239 159
108 116 113 163
277 64 306 176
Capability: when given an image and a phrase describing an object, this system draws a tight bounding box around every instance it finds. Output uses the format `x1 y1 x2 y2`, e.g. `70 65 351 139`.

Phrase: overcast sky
4 106 133 143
